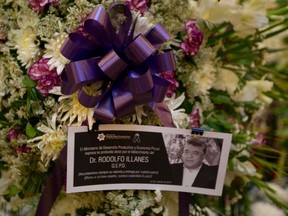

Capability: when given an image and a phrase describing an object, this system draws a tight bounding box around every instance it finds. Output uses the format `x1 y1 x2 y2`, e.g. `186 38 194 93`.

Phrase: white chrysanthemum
58 93 95 129
251 201 286 216
232 80 273 103
165 93 189 128
213 68 239 95
28 114 66 166
14 28 40 68
43 32 69 74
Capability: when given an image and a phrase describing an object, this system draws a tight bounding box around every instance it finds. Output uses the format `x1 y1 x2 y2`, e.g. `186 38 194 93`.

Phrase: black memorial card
73 130 173 186
67 125 232 196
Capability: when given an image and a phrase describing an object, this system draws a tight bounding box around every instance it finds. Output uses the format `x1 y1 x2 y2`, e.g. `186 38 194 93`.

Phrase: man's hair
213 138 223 151
185 138 207 154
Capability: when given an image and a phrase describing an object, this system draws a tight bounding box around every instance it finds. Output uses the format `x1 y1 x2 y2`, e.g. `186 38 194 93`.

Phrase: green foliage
25 122 37 138
22 75 36 88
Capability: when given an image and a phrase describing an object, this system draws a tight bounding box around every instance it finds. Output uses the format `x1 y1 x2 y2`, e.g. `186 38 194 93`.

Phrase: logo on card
97 133 105 141
133 133 141 143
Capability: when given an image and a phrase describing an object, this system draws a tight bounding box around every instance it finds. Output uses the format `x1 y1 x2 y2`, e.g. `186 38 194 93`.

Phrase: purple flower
180 20 204 56
189 108 201 128
29 0 59 13
28 58 61 96
159 71 179 97
125 0 150 13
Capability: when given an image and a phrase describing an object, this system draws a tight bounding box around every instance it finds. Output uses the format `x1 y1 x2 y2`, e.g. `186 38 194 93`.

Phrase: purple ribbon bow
60 3 176 122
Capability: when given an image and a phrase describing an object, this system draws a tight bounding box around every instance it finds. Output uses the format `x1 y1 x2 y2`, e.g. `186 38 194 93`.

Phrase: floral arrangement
1 0 288 215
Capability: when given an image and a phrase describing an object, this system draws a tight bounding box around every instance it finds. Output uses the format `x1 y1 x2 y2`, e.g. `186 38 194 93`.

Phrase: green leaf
25 122 37 138
27 88 41 101
11 99 26 108
281 139 288 148
237 155 249 162
26 97 31 113
22 75 36 88
211 94 234 105
8 185 21 196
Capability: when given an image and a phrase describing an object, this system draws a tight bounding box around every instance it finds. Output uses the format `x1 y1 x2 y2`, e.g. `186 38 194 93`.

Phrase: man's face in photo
182 143 205 169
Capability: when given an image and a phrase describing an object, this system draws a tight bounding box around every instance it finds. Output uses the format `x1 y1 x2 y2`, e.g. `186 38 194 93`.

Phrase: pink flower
251 133 267 146
6 128 21 141
15 144 32 155
0 34 6 43
28 58 61 96
189 108 201 128
29 58 51 80
125 0 150 13
29 0 59 13
159 71 179 97
180 20 204 56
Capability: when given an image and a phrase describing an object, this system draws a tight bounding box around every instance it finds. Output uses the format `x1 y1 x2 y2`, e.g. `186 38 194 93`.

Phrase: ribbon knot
60 2 176 123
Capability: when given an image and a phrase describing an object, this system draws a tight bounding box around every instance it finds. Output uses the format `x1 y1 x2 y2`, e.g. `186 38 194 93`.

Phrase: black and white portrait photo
170 137 222 189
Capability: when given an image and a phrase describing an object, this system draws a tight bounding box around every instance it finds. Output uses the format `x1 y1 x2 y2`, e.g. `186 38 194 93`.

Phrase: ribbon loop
152 76 171 102
84 5 117 50
66 58 103 84
98 50 128 80
61 33 101 61
145 24 170 49
60 69 81 95
148 50 176 74
94 94 115 123
124 67 153 94
108 2 133 46
124 34 156 65
112 88 135 118
78 87 102 108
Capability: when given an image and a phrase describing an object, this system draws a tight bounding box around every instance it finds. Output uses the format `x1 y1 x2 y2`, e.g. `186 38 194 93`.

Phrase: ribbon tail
150 102 174 127
179 192 190 216
35 145 67 216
